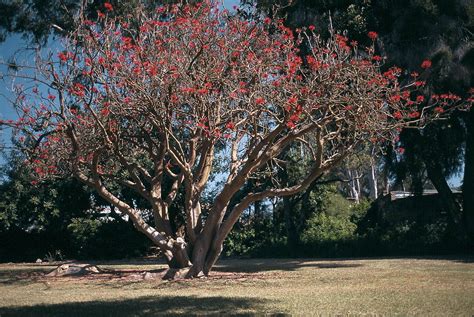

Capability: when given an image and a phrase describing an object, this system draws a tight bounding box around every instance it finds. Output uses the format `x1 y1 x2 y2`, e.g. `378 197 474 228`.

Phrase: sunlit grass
0 257 473 316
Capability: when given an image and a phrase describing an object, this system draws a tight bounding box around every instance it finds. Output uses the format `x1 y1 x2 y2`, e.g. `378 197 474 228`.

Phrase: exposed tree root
47 263 102 277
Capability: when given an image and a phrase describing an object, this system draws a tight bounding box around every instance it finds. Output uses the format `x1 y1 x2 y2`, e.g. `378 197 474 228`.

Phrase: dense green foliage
0 158 151 261
223 184 468 258
246 0 474 244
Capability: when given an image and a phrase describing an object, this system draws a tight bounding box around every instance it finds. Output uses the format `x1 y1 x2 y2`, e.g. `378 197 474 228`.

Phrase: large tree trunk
164 241 191 269
424 157 463 233
186 199 228 277
368 150 378 200
383 173 390 195
348 169 360 203
283 196 299 251
463 110 474 243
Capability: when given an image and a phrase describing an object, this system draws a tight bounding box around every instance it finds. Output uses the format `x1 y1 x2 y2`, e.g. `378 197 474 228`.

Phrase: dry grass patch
0 257 473 316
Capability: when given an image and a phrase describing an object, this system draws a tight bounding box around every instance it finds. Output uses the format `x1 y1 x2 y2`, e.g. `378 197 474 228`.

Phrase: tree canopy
0 1 470 277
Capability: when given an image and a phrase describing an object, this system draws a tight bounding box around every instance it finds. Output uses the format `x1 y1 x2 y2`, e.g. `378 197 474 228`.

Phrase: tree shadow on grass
445 255 474 263
0 295 283 317
213 259 363 273
0 268 50 286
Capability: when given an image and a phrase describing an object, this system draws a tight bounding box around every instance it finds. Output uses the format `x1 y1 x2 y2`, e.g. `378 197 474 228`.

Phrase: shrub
301 213 357 245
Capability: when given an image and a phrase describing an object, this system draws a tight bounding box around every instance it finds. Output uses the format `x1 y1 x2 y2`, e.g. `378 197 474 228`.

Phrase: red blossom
306 55 321 70
308 25 315 31
181 87 196 93
58 52 68 62
286 121 296 129
390 95 401 103
416 95 425 103
287 96 298 104
383 67 401 80
69 83 86 97
255 97 265 105
368 31 378 40
104 2 113 11
289 114 300 121
421 60 432 69
393 111 403 119
101 107 110 116
225 121 235 130
170 94 179 103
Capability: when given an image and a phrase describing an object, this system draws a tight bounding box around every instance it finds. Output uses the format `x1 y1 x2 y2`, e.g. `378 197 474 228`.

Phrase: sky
0 0 463 188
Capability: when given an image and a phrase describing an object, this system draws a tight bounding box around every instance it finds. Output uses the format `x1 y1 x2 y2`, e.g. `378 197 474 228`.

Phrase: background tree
0 0 183 44
0 153 91 260
245 0 474 243
0 152 152 261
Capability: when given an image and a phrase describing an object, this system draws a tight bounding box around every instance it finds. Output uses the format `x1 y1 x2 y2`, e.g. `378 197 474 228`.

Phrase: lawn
0 257 473 316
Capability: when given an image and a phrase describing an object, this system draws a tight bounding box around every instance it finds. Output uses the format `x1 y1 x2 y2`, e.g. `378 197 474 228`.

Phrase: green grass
0 257 473 316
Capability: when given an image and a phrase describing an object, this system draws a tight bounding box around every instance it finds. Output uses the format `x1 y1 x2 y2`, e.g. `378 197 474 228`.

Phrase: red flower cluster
57 51 74 62
421 60 432 69
69 83 86 97
101 107 110 116
255 97 266 105
416 95 425 103
225 121 235 130
104 2 113 11
335 35 350 52
393 111 403 120
287 96 298 104
306 55 322 70
372 55 383 62
368 31 378 40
